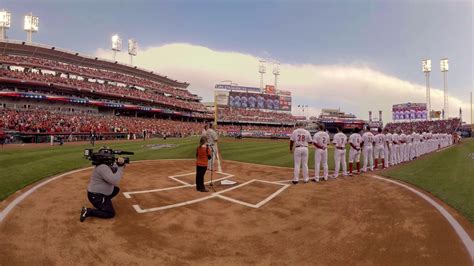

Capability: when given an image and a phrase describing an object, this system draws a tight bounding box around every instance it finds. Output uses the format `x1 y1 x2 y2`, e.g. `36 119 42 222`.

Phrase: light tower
258 60 266 91
440 58 449 119
422 59 432 120
24 12 39 43
272 62 280 91
0 10 11 40
111 34 122 61
128 39 138 65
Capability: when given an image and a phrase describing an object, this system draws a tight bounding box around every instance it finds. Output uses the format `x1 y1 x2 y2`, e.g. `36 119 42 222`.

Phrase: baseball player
361 129 375 172
373 128 385 170
313 124 330 181
257 95 265 109
206 123 219 172
399 131 407 163
391 131 400 164
348 128 362 176
384 129 392 168
248 96 257 108
290 123 312 184
333 126 348 178
241 96 248 108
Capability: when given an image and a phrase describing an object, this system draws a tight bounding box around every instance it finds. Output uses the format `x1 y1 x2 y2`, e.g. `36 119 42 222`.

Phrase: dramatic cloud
96 43 468 122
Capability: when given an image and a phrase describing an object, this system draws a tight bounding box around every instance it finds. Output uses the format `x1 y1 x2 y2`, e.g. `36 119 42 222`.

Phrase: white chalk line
369 174 474 262
122 172 234 198
128 179 290 213
1 157 471 262
0 166 94 223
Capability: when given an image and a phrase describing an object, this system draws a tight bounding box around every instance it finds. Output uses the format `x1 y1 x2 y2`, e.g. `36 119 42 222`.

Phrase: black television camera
84 147 134 166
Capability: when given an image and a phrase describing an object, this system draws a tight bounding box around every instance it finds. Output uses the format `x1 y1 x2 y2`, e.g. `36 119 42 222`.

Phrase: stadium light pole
111 34 122 61
24 12 39 43
258 60 266 91
273 63 280 91
128 39 138 65
440 58 449 119
0 10 11 40
422 59 432 120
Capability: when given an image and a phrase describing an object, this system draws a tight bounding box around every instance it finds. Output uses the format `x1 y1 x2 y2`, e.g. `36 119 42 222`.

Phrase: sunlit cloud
96 43 468 122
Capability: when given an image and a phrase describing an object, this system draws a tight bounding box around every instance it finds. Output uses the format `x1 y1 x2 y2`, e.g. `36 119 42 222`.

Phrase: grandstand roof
0 40 189 89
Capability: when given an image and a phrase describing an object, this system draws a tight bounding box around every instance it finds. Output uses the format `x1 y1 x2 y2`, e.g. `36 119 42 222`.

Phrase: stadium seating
0 55 198 100
217 107 296 124
384 119 461 133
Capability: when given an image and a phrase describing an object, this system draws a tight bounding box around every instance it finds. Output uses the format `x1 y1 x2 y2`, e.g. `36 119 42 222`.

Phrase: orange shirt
196 145 211 167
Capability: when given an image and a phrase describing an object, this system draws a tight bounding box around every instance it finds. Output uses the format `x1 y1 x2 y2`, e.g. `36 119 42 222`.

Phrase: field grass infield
0 137 472 223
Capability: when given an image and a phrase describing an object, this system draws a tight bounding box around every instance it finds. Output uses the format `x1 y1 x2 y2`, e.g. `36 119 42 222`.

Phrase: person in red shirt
196 136 211 192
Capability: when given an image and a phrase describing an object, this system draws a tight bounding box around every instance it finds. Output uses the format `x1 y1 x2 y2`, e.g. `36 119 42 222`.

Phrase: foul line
0 167 94 223
369 174 474 262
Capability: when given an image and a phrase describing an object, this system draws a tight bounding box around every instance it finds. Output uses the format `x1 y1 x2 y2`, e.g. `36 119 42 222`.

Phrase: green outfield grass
0 137 331 201
381 139 474 223
0 137 473 224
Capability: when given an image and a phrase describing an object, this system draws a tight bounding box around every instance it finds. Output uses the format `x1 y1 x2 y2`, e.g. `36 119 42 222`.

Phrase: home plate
221 179 237 185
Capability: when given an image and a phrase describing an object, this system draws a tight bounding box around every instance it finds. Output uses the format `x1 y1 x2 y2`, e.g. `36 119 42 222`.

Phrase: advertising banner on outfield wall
392 103 427 120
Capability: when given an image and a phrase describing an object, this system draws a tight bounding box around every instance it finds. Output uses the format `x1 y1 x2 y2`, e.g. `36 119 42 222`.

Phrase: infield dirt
0 160 472 265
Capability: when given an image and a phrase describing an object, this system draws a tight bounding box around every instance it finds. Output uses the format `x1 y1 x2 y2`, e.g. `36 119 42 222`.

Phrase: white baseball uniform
362 131 375 172
313 130 330 181
290 128 312 183
373 133 385 169
392 133 400 164
399 133 407 162
348 133 362 163
384 132 392 167
206 128 219 171
333 132 347 177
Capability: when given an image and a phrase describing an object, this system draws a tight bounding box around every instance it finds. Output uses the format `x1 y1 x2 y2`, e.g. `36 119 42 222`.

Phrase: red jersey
196 145 211 167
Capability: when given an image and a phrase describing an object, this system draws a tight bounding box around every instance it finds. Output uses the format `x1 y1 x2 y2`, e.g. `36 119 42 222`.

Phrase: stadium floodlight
0 10 11 40
272 63 280 91
422 59 431 120
440 58 449 119
128 38 138 65
24 12 39 43
258 60 266 91
111 34 122 60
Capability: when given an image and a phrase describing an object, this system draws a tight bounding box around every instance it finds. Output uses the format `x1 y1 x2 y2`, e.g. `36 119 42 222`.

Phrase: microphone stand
208 144 216 192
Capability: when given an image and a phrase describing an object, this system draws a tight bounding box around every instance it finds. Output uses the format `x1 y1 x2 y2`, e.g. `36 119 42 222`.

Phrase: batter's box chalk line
123 173 290 213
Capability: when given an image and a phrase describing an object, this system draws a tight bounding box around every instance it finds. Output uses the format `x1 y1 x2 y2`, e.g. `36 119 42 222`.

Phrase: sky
1 0 472 122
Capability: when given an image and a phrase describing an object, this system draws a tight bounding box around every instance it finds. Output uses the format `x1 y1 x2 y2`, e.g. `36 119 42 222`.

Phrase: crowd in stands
0 109 204 137
0 109 295 138
384 118 461 134
218 107 296 124
0 55 198 100
0 69 208 113
0 87 212 119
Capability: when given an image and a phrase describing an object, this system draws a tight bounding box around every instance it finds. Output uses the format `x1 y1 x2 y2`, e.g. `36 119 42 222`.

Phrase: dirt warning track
0 160 472 265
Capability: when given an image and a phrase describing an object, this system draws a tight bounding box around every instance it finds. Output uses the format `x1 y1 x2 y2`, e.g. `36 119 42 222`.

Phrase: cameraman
80 157 126 222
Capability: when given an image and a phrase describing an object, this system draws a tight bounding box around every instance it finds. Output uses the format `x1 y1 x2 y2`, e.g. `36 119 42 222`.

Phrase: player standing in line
412 130 420 158
290 123 312 184
333 126 348 178
348 128 362 176
361 128 375 172
391 130 399 165
406 132 413 161
384 129 392 168
373 128 385 170
399 131 407 163
313 125 330 181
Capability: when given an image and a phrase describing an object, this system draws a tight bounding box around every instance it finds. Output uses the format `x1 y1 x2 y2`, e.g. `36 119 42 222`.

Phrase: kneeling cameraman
80 156 126 222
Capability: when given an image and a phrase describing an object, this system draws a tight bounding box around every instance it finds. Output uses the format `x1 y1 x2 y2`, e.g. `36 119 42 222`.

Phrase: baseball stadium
0 1 473 265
